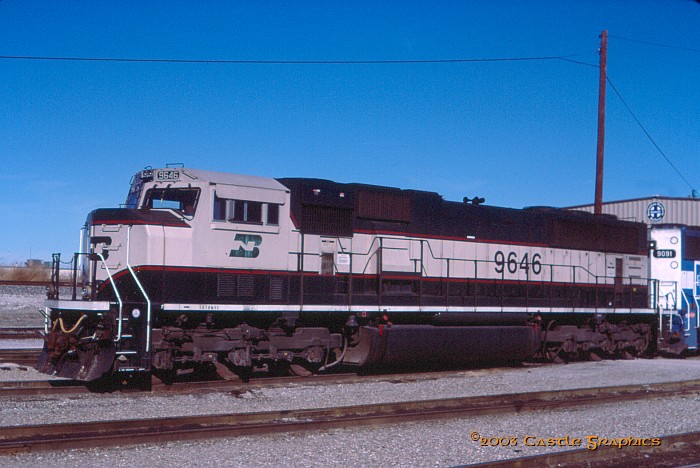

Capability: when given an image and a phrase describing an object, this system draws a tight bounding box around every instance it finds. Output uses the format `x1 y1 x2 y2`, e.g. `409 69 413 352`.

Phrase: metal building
567 196 700 227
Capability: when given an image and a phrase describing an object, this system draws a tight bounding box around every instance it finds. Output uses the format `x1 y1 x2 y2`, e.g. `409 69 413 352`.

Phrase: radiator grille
269 277 284 301
237 275 254 297
217 275 237 297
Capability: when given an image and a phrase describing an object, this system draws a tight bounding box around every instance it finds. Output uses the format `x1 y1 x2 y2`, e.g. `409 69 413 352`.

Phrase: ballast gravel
6 397 698 468
2 359 700 467
0 284 55 328
2 359 700 427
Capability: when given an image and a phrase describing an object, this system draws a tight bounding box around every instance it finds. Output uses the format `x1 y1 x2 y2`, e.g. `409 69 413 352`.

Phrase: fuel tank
343 324 540 367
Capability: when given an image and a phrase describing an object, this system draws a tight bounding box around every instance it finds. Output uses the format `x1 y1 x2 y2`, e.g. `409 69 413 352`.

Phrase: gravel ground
0 338 43 349
2 359 700 467
0 285 48 328
2 392 699 467
2 359 700 426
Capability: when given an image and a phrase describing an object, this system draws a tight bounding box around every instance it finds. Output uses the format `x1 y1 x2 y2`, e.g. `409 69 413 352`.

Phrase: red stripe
91 219 189 227
289 213 299 230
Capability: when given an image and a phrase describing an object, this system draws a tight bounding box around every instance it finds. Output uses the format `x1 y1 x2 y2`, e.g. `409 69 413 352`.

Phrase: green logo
230 234 262 258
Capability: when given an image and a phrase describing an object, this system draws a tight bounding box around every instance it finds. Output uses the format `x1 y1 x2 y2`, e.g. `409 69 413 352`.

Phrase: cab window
214 194 280 226
267 203 279 225
143 188 200 216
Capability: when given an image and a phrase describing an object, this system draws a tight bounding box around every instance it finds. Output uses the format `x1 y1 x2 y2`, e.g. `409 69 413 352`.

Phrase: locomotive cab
39 167 295 381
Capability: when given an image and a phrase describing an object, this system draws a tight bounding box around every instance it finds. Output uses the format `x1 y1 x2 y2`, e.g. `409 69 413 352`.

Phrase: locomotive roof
167 168 289 192
161 171 640 230
275 176 647 254
277 176 628 223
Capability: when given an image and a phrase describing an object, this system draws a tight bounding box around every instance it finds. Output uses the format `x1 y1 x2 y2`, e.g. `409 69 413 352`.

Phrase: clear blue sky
1 1 698 264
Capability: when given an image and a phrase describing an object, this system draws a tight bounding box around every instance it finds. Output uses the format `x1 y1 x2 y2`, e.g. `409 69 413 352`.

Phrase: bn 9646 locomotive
38 167 657 381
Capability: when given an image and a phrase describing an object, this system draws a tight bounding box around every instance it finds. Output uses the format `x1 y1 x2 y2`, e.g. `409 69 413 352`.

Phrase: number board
156 169 180 182
653 249 676 259
493 250 542 275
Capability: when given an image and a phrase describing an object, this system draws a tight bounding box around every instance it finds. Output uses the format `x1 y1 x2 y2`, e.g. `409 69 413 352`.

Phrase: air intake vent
269 277 284 301
217 274 237 297
237 275 254 297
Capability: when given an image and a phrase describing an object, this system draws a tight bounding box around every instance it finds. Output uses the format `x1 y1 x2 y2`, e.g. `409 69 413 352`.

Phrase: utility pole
594 30 607 215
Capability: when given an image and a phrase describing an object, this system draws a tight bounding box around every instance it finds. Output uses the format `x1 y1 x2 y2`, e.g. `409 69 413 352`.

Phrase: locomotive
38 166 657 381
650 224 700 355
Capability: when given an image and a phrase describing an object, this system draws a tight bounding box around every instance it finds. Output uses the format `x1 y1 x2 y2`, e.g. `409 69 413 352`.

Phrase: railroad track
1 380 700 455
0 372 363 396
0 349 41 367
0 280 51 287
0 327 42 340
0 280 72 287
0 366 532 397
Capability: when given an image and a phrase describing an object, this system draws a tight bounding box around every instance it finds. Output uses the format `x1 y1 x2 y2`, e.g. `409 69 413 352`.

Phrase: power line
606 76 696 192
0 54 587 65
11 50 691 190
609 34 700 53
557 57 599 68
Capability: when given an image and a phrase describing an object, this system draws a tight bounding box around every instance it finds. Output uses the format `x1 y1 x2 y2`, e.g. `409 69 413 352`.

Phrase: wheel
152 368 177 385
213 361 241 381
289 361 320 377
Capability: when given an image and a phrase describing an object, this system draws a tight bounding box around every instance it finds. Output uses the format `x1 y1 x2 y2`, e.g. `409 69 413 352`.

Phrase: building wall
568 197 700 227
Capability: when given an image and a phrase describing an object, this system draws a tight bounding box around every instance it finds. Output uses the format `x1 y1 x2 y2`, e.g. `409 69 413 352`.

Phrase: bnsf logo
229 234 262 258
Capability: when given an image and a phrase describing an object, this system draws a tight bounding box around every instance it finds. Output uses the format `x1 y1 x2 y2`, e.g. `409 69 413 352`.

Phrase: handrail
50 253 61 299
358 236 382 275
289 235 383 275
76 226 85 299
419 237 613 284
96 252 124 343
43 305 50 335
695 266 700 329
127 226 152 352
657 281 678 310
681 289 694 333
287 233 654 310
417 237 649 290
291 234 613 283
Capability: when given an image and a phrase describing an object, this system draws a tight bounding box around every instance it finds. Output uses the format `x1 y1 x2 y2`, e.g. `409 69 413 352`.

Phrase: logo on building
229 234 262 258
646 202 665 222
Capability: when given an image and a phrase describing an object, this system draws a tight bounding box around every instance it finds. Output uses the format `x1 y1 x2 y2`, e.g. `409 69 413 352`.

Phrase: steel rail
0 378 87 394
0 372 364 397
1 380 700 455
0 349 41 367
0 327 42 340
0 280 52 286
0 367 524 397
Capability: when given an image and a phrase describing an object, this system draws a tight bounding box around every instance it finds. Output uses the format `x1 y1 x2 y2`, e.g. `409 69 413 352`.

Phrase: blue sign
646 202 665 222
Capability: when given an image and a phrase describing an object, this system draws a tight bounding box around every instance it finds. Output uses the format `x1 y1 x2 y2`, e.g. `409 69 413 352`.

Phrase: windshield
143 188 200 216
125 174 145 208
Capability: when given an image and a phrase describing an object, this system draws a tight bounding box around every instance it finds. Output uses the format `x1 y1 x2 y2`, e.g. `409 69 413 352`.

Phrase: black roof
277 178 647 254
